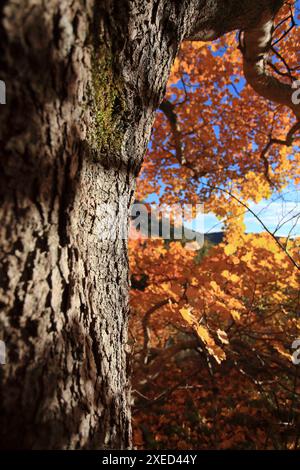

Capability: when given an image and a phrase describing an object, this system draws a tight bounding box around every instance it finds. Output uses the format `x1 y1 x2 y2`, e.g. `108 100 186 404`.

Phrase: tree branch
241 7 300 120
260 120 300 185
159 100 185 164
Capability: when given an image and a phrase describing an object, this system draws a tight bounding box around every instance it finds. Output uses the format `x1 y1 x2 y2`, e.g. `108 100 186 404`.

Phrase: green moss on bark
90 49 126 155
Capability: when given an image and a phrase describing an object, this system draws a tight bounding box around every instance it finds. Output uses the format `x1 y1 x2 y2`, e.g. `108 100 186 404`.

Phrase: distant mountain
130 203 224 245
204 232 224 245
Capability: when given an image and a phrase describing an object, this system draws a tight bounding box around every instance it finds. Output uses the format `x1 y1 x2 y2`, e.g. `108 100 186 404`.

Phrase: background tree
130 234 300 448
130 1 300 449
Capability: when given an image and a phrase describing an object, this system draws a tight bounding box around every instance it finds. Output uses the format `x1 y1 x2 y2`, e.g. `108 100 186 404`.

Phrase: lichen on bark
90 47 127 155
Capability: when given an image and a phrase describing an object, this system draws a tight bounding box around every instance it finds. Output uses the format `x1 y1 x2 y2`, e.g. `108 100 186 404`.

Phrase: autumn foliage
129 3 300 450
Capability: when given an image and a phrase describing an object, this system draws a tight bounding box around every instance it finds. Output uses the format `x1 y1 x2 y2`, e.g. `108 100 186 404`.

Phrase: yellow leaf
230 310 241 321
179 306 195 326
224 244 237 256
217 329 229 345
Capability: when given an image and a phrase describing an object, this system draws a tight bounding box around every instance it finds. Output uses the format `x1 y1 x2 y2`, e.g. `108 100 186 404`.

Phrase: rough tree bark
0 0 289 450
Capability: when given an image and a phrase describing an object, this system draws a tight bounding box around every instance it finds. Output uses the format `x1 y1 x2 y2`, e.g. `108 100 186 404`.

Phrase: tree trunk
0 0 284 450
0 0 182 450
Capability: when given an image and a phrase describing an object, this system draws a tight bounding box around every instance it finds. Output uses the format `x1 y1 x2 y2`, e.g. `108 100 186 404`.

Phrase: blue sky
202 2 300 237
146 184 300 237
203 190 300 237
204 1 300 238
146 2 300 237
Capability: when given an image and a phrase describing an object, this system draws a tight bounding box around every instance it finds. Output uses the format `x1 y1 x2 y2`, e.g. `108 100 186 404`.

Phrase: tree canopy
130 2 300 450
